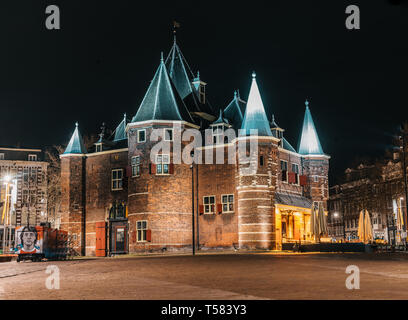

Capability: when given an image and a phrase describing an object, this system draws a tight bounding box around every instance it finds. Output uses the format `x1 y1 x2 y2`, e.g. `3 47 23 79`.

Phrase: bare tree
44 145 64 228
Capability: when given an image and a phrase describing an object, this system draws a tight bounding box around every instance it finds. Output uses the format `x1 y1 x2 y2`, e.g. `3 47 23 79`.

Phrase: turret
236 72 279 250
298 100 330 207
60 122 87 255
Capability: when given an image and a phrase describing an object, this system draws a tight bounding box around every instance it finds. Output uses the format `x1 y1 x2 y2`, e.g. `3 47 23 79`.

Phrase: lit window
138 129 146 143
164 129 173 141
280 160 288 181
212 125 224 144
203 196 215 214
111 169 123 190
28 154 37 161
131 156 140 177
222 194 234 212
156 154 170 175
137 220 147 242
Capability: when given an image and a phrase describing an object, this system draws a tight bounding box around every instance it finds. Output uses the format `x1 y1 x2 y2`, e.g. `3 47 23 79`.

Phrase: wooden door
95 222 106 257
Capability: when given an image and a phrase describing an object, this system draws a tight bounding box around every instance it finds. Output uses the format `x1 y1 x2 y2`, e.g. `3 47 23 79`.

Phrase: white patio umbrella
310 203 319 240
318 202 328 236
358 209 373 244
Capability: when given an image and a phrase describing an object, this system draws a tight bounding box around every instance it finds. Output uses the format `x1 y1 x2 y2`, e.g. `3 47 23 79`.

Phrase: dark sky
0 0 407 183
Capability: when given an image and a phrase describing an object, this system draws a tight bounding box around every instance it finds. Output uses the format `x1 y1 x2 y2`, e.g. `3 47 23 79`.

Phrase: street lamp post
190 162 195 256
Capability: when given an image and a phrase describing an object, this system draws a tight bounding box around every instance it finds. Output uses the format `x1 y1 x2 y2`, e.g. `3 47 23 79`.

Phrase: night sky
0 0 407 183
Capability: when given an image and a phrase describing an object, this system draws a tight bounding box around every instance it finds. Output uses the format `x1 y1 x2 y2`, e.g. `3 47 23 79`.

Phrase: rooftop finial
252 71 256 79
160 52 164 62
123 113 127 121
234 90 237 98
75 122 78 128
305 99 309 107
173 20 180 42
197 70 200 79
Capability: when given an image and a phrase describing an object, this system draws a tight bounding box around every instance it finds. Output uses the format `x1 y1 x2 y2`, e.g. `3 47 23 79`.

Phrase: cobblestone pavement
1 252 408 300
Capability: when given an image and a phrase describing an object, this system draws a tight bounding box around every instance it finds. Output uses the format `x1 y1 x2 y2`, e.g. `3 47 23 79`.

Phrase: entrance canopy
275 193 312 210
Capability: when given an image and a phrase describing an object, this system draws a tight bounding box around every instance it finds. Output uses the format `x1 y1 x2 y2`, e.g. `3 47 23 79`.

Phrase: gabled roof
224 91 246 130
298 100 324 155
165 39 193 100
113 114 128 142
63 122 86 154
282 137 296 152
131 55 194 124
240 72 272 137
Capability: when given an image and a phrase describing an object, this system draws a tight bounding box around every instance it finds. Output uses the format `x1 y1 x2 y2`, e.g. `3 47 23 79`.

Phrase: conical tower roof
131 54 194 123
298 100 324 155
240 72 272 136
165 39 193 100
113 113 128 142
63 122 87 154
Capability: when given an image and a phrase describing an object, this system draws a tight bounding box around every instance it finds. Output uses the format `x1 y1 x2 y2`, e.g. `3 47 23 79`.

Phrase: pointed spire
298 100 324 155
63 122 87 154
165 39 193 99
113 113 128 142
131 55 193 123
240 72 272 136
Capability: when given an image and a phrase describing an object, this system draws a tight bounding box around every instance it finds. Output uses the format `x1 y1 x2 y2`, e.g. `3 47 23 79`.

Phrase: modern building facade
0 147 48 226
0 147 48 252
60 39 330 256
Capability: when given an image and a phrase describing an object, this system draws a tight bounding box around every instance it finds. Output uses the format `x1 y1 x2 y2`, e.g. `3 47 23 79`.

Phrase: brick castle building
60 39 330 256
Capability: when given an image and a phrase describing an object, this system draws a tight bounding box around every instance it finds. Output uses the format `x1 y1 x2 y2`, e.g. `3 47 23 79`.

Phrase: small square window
28 154 37 161
131 156 140 177
138 130 146 143
156 154 170 175
203 196 215 213
164 129 173 141
222 194 234 213
112 169 123 190
137 220 147 242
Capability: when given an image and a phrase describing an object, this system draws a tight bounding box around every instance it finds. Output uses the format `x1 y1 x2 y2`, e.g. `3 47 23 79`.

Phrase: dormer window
192 72 206 104
199 85 205 104
95 143 103 153
28 154 37 161
212 125 224 144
